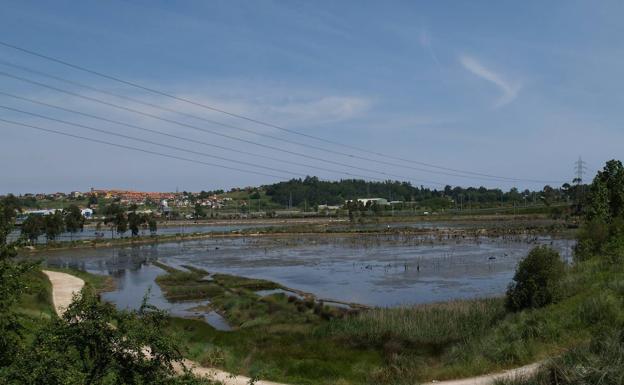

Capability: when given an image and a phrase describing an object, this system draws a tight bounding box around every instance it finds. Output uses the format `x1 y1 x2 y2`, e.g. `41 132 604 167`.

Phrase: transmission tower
574 156 587 185
573 156 587 215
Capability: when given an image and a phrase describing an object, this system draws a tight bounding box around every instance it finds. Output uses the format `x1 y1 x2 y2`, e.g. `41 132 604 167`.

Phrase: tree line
263 176 585 210
20 205 84 243
100 203 158 238
19 203 158 243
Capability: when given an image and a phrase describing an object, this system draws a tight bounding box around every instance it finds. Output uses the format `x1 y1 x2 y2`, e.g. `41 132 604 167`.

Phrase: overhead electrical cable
0 104 307 179
0 58 525 183
0 118 287 179
0 91 383 180
0 42 565 184
0 70 446 186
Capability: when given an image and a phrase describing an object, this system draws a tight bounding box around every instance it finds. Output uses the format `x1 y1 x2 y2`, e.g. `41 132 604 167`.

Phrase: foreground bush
497 328 624 385
2 286 214 385
506 246 565 312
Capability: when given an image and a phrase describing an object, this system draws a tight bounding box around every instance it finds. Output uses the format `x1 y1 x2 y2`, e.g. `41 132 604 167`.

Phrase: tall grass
323 298 505 347
496 329 624 385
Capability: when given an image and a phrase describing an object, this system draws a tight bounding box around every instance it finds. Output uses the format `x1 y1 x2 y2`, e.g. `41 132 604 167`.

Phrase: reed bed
323 298 505 347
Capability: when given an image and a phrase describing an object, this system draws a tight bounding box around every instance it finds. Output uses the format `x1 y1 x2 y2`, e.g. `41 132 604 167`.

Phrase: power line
0 118 288 179
0 41 566 184
0 59 540 184
0 91 381 181
0 70 447 186
0 104 304 179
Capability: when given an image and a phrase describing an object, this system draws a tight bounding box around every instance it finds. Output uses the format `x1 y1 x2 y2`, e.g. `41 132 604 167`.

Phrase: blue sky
1 0 622 194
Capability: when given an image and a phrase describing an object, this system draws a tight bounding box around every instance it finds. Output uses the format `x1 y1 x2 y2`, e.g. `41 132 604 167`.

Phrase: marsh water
8 222 272 243
36 233 575 329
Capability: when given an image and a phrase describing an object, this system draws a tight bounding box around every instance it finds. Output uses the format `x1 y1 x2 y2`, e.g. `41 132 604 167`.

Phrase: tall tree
64 204 85 240
587 160 624 222
21 215 44 244
128 211 144 237
194 203 206 219
0 197 36 368
44 211 65 242
148 216 158 235
103 203 127 238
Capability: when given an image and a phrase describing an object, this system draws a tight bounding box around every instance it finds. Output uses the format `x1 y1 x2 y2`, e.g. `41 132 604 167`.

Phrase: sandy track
42 270 540 385
430 362 541 385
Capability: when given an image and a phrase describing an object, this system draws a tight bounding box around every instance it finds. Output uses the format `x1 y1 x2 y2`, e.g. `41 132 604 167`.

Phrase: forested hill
263 176 577 208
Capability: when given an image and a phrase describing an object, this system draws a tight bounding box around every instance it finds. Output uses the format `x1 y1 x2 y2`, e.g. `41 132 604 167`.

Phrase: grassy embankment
150 254 624 385
15 264 112 322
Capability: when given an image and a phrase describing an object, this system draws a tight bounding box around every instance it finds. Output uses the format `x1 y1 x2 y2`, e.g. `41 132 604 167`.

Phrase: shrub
497 329 624 385
575 217 624 263
506 246 565 312
574 219 609 261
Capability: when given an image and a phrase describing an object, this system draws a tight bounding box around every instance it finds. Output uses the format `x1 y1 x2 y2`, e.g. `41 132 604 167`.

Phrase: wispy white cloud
14 81 372 138
459 54 520 107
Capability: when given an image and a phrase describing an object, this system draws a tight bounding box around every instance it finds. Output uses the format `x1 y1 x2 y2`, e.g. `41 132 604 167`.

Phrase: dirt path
430 362 540 385
43 270 85 317
42 270 540 385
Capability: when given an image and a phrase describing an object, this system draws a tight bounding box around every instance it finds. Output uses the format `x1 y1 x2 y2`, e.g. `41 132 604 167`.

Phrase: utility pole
574 156 587 186
574 156 587 213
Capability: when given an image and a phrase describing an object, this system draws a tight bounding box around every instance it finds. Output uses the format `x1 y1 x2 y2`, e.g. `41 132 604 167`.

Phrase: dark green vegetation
103 203 158 237
19 204 85 243
505 246 565 312
154 262 350 328
497 330 624 385
495 160 624 385
0 196 212 384
264 176 583 211
166 317 381 385
19 202 159 244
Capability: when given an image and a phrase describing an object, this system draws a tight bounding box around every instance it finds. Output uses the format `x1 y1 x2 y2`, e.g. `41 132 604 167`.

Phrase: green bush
506 246 565 312
496 329 624 385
